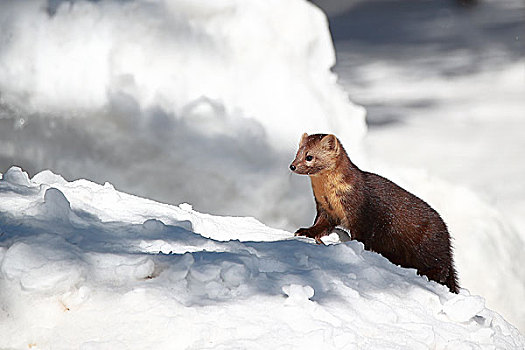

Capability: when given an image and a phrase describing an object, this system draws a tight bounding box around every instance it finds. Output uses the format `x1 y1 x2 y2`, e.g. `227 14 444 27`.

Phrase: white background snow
0 0 524 348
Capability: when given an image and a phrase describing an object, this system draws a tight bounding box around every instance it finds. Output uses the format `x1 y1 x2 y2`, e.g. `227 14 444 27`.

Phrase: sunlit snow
0 167 523 348
0 0 524 346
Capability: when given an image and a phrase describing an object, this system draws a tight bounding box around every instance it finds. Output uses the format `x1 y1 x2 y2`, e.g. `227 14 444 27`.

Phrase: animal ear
321 134 338 152
299 133 308 145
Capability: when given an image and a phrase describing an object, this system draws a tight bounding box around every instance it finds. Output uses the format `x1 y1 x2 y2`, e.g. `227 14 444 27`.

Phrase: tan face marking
289 133 340 176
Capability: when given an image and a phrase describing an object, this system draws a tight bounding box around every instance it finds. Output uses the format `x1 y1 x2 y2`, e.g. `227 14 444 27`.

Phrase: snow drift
0 0 365 229
0 0 362 139
0 167 523 349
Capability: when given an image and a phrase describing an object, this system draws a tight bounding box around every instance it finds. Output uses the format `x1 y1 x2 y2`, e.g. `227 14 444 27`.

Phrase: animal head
289 133 341 176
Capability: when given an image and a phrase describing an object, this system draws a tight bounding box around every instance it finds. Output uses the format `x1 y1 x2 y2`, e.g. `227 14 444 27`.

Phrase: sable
290 133 459 293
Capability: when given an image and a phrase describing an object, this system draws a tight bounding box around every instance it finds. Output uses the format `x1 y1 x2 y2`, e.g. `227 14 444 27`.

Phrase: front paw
294 227 315 238
295 228 327 245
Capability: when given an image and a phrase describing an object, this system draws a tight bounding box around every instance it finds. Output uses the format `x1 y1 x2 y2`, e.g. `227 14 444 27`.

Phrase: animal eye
305 155 313 161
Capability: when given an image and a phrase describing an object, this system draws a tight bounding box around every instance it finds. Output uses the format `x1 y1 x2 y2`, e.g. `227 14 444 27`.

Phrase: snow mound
0 167 523 349
0 0 365 230
0 0 365 145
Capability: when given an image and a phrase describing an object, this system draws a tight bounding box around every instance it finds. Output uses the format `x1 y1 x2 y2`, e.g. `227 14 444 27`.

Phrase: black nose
290 164 296 171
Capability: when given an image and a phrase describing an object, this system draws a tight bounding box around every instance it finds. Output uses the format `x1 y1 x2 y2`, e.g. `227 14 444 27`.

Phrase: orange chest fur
310 173 351 226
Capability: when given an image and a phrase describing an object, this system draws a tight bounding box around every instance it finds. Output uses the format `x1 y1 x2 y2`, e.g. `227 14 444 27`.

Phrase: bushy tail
447 267 460 294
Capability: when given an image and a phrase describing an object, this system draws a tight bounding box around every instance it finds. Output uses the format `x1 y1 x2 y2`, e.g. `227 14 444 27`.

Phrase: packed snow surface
0 167 523 349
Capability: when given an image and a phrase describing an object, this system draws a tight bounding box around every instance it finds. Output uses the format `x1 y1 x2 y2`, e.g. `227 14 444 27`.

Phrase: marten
290 133 459 293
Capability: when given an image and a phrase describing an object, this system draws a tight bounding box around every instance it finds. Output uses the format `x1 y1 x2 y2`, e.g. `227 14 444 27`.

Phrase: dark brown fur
290 133 459 293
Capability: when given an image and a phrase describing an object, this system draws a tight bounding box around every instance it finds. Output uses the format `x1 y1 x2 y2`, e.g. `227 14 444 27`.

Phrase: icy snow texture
0 167 523 349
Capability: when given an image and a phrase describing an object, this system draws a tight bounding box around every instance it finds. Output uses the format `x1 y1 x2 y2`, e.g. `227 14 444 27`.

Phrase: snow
0 0 524 345
330 0 525 332
0 167 523 349
0 0 364 231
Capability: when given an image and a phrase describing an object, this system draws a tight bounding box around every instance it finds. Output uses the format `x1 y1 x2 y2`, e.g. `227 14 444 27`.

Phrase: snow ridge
0 167 523 349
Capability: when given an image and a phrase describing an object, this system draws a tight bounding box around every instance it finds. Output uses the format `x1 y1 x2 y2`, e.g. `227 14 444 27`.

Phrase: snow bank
0 167 523 349
0 0 363 140
0 0 365 228
378 166 525 332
